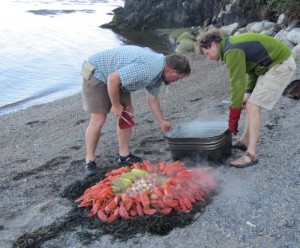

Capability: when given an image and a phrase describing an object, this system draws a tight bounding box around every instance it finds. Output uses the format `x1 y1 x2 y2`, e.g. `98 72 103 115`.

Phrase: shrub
267 0 300 24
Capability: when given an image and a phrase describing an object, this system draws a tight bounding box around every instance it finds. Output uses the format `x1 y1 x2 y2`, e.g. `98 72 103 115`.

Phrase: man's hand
110 104 124 117
228 107 241 135
160 120 172 133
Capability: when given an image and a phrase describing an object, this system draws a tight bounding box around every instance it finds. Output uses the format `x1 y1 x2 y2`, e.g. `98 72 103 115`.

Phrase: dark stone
102 0 273 30
283 80 300 100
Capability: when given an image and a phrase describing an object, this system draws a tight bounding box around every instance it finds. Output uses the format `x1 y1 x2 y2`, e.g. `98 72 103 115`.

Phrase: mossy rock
169 28 190 42
175 39 195 53
176 31 195 44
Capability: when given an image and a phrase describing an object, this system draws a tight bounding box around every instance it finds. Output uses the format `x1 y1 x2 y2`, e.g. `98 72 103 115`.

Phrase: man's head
162 54 191 85
195 28 223 61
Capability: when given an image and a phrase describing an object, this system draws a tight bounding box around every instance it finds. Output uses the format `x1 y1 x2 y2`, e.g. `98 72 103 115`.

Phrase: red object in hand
228 107 241 135
118 111 135 129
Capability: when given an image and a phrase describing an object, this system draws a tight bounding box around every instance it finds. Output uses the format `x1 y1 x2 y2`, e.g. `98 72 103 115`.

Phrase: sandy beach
0 53 299 248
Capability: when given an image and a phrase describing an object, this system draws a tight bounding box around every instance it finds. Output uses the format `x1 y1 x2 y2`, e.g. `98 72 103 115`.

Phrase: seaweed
13 165 215 247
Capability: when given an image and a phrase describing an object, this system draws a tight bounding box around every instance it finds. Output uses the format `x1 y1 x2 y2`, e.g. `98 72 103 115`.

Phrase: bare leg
246 102 261 158
230 102 260 166
232 93 250 147
117 106 133 157
232 113 250 148
85 113 106 163
117 127 132 156
239 114 250 146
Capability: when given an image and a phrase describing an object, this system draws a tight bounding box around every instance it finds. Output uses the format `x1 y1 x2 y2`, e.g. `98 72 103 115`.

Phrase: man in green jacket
196 28 296 168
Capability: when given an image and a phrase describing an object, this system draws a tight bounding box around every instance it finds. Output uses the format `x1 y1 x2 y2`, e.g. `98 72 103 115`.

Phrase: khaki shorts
249 56 296 110
82 75 132 114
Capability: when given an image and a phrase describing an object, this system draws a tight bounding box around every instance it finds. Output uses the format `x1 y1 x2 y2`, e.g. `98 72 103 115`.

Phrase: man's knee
246 101 261 114
89 114 106 130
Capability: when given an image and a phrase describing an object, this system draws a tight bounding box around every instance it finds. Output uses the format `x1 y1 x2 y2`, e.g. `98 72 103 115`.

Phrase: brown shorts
82 74 132 114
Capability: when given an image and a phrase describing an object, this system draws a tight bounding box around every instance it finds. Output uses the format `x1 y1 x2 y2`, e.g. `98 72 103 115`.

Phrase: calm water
0 0 124 116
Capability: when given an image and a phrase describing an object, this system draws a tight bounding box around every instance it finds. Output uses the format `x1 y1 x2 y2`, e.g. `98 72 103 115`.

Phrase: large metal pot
165 120 232 164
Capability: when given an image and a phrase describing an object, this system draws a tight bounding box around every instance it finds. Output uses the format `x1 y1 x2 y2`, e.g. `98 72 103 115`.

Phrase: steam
166 120 228 138
175 158 251 201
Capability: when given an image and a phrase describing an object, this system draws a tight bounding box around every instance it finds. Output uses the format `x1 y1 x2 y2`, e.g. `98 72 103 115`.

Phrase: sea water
0 0 124 116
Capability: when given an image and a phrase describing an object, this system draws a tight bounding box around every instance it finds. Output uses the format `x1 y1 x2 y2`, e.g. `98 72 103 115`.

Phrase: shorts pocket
81 61 95 80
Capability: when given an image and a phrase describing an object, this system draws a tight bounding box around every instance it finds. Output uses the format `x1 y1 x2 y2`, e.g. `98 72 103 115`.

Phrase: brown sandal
231 140 247 151
229 152 258 168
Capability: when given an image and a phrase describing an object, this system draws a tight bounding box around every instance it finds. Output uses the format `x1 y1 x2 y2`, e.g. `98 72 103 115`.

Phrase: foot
117 153 144 166
84 161 99 175
231 140 248 151
229 152 258 168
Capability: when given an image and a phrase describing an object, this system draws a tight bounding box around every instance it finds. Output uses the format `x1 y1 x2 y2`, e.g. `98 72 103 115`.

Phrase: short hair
195 27 223 55
166 54 191 75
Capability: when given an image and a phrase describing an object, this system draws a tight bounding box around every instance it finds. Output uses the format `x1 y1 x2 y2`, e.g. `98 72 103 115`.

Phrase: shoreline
0 29 176 118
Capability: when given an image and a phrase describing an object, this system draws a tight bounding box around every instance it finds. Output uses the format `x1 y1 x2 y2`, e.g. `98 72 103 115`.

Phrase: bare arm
107 71 123 116
146 92 172 132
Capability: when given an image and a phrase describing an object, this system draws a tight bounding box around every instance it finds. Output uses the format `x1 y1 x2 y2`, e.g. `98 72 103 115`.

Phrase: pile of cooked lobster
75 160 216 223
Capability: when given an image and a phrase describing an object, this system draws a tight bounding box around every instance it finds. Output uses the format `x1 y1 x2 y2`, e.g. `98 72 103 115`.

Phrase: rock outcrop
102 0 273 30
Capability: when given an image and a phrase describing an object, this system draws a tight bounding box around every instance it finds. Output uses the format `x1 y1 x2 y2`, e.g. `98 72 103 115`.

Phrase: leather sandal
231 140 247 151
229 152 258 168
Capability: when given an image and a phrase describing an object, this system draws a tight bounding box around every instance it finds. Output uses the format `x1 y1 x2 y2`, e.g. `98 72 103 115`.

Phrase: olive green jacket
218 33 291 108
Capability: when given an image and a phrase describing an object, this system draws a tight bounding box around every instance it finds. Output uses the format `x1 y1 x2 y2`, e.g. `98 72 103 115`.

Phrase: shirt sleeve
245 72 258 93
224 49 247 109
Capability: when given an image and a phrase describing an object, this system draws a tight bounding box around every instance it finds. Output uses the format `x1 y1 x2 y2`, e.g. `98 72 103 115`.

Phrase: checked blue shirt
88 45 166 96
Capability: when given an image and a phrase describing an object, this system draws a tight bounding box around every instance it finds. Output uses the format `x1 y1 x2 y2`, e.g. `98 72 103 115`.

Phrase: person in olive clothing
196 28 296 168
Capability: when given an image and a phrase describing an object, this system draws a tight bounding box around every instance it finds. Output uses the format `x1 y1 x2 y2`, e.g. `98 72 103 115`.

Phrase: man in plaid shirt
81 45 191 175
